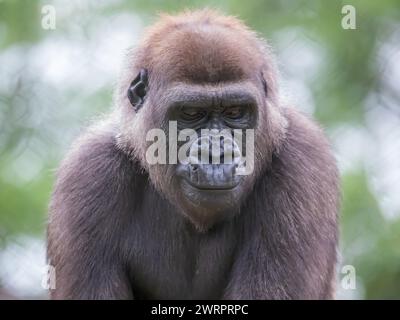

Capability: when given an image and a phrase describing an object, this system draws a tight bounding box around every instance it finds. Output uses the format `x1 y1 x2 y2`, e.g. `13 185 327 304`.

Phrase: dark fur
47 10 339 299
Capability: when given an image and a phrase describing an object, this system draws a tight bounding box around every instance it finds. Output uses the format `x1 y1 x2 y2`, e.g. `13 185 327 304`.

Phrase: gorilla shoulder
49 119 144 222
276 107 339 217
282 107 338 178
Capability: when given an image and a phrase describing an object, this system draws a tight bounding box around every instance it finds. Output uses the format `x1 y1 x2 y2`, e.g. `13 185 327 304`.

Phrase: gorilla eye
180 108 207 122
224 107 245 120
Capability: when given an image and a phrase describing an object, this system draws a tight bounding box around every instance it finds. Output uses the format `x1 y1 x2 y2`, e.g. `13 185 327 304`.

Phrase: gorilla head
116 11 287 229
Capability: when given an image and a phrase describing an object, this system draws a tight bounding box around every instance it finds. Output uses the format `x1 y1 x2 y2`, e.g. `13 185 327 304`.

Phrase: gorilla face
172 103 256 223
128 72 260 229
165 86 258 229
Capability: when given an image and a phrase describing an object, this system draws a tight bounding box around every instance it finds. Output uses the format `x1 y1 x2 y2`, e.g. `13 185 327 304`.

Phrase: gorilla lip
186 180 240 191
182 176 240 191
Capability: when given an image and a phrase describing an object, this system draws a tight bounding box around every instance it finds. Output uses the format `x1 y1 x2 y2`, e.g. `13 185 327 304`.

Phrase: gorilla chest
130 222 237 299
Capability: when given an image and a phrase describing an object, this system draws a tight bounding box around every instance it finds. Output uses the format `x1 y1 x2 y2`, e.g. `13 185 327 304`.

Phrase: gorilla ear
128 68 148 111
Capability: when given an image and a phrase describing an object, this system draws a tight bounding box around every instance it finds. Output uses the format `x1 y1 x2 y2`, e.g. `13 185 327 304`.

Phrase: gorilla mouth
183 163 241 191
186 179 240 191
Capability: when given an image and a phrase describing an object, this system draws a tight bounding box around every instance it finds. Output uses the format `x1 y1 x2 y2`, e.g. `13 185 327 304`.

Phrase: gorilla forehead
159 28 259 83
138 16 266 84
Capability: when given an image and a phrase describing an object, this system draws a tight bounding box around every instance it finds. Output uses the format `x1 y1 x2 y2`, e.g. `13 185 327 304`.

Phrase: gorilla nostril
190 164 199 172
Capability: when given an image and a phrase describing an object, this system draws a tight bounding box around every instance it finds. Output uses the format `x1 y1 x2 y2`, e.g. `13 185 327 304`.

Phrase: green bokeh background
0 0 399 299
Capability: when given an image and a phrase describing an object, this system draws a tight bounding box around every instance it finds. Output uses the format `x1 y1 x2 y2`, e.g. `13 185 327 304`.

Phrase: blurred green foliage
0 0 399 299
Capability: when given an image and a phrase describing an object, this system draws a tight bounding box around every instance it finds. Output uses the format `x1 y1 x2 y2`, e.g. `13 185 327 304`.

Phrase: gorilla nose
188 134 243 166
188 163 240 190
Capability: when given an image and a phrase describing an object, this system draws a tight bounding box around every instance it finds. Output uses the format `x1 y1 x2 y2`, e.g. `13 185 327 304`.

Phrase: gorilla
47 10 339 299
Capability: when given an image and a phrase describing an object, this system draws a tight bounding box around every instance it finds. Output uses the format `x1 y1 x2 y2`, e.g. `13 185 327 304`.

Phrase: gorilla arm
47 127 137 299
